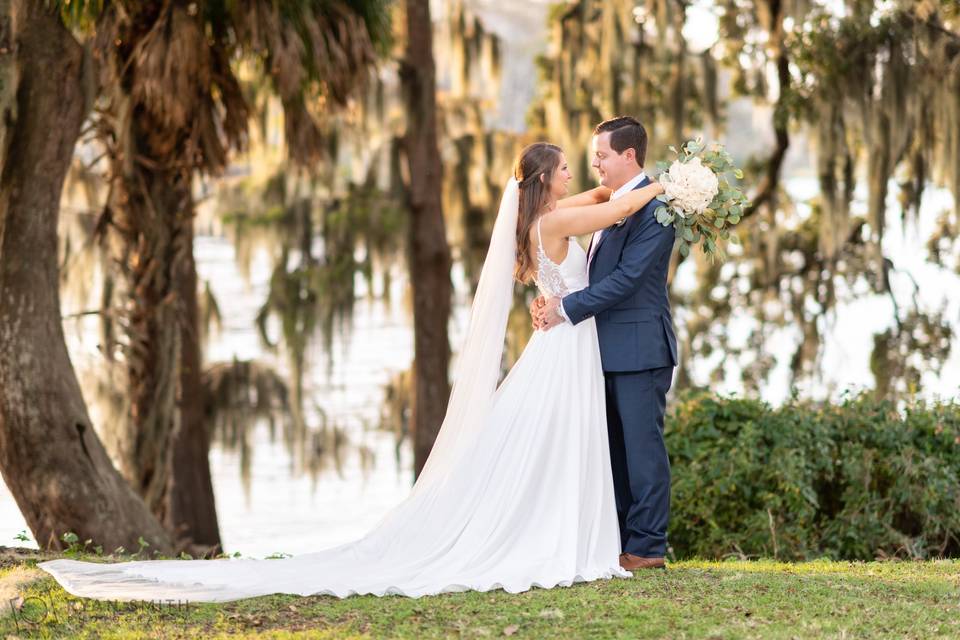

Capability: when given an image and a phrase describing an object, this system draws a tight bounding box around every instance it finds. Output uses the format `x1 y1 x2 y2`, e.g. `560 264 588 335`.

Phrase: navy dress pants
604 365 674 557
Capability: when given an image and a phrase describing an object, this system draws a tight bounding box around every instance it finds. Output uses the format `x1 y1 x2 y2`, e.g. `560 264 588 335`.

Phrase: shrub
665 391 960 560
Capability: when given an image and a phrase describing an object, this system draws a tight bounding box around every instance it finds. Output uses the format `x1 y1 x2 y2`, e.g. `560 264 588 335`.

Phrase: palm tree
73 0 390 549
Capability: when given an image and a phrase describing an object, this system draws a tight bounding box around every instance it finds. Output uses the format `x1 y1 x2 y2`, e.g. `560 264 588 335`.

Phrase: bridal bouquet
654 137 748 261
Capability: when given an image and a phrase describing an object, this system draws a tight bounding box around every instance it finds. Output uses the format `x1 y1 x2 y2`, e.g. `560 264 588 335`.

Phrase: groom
532 116 678 571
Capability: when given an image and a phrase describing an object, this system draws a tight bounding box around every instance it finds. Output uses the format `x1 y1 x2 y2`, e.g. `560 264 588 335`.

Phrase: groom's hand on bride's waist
529 295 546 330
535 297 565 332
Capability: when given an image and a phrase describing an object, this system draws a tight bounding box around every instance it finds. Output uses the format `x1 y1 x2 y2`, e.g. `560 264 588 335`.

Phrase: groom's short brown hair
594 116 647 168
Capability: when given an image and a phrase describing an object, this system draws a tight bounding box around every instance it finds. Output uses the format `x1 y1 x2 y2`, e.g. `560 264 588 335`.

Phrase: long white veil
36 178 524 602
408 176 519 491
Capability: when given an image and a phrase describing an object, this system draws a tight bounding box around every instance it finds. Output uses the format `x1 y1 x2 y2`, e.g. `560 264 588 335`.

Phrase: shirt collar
609 171 647 201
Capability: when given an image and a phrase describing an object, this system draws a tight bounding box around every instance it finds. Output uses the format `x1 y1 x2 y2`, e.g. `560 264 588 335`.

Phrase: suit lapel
591 175 651 262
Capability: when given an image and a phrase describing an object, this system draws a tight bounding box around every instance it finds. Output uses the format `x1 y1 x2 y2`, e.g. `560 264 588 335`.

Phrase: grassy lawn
1 549 958 639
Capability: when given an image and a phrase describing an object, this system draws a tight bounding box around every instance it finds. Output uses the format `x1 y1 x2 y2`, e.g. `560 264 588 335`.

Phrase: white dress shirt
556 171 647 324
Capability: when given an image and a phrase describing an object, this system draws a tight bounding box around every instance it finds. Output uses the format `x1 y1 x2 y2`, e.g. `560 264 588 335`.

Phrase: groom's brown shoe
619 553 666 571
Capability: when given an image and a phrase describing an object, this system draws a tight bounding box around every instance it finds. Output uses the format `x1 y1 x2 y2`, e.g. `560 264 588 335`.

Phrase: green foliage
340 0 395 55
54 0 394 50
58 532 103 558
667 391 960 561
55 531 163 559
50 0 105 31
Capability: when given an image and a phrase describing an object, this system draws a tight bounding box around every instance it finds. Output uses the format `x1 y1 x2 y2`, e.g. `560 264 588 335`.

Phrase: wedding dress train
37 180 630 601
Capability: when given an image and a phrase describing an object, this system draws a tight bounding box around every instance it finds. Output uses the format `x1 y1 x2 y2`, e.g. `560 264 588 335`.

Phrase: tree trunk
741 0 790 222
400 0 453 479
102 167 189 525
0 1 172 554
165 218 222 555
81 2 223 546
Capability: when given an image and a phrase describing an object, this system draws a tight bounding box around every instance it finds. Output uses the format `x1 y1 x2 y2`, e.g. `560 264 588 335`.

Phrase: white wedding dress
37 179 630 602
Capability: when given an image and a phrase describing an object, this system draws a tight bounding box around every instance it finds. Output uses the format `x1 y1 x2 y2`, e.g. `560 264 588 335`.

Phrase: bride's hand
621 181 664 210
592 185 613 203
529 295 545 330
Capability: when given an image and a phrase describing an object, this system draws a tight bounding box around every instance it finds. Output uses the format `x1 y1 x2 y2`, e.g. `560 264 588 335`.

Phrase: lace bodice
533 215 589 299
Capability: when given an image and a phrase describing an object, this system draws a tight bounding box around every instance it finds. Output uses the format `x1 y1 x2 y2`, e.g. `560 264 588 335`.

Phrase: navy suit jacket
562 176 679 373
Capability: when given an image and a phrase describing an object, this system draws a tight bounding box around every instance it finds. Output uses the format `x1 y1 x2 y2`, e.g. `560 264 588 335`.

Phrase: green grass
2 552 959 639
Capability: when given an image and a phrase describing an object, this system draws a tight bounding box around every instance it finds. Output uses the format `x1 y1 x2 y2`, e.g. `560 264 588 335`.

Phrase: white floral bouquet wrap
654 137 748 260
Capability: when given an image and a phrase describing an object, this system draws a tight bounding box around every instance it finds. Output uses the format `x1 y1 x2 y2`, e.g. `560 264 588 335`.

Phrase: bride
38 142 665 602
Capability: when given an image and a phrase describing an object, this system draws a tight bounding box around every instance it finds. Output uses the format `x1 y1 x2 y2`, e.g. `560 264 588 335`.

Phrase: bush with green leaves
666 391 960 561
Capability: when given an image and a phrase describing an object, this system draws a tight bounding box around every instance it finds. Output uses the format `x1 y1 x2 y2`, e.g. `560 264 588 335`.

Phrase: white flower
662 157 719 216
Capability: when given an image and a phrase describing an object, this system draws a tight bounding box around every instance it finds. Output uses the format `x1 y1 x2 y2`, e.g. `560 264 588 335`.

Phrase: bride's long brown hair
514 142 563 284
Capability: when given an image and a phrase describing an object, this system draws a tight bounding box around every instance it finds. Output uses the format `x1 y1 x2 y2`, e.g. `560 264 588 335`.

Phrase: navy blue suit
562 175 678 558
